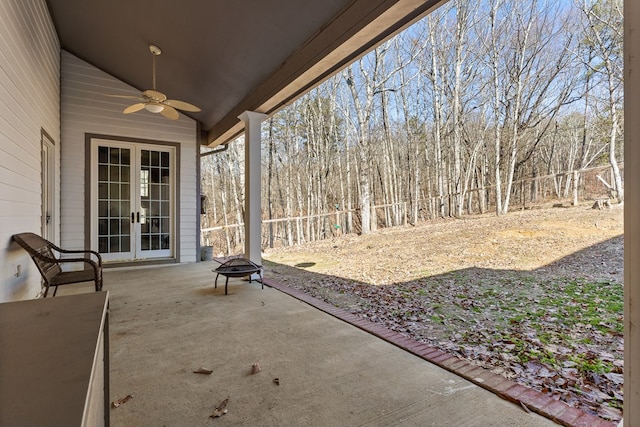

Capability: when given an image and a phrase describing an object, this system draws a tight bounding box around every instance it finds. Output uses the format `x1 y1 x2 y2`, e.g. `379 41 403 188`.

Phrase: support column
624 2 638 425
238 111 267 266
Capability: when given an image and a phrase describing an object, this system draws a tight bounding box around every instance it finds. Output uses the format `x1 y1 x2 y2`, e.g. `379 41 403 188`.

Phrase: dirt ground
264 203 623 286
262 202 625 421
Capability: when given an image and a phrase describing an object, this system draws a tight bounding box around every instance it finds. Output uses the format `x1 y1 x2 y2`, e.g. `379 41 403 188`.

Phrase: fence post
403 202 408 225
572 170 579 206
371 205 377 231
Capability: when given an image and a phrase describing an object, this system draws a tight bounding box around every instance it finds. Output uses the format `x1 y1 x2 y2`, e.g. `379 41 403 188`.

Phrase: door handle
131 212 135 223
137 212 140 223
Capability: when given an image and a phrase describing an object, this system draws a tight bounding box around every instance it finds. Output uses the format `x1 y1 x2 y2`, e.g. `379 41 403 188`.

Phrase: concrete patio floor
59 262 559 426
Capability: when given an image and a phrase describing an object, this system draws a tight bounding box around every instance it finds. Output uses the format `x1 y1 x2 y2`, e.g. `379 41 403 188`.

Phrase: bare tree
577 0 624 202
199 0 621 256
344 43 406 233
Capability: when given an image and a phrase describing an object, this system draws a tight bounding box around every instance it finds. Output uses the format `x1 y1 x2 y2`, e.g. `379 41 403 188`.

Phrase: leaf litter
111 393 134 409
250 361 261 375
264 205 624 422
210 397 229 419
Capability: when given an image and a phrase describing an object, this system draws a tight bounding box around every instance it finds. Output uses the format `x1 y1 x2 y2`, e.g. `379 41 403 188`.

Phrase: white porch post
238 111 267 265
625 1 639 424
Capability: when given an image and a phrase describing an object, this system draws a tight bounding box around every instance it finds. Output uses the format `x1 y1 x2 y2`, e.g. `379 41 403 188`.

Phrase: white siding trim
0 0 60 302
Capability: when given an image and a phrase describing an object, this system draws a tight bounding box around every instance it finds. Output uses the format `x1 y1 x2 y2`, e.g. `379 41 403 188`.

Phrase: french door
91 139 175 262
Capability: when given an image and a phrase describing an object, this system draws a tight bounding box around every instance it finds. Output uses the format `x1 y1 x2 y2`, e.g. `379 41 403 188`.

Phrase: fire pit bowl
213 258 263 295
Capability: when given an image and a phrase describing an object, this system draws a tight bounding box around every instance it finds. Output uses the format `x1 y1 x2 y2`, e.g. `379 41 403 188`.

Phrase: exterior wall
60 51 198 264
0 0 60 302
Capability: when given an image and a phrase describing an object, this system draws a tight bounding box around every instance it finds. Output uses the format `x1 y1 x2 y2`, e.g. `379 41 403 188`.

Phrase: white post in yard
238 111 267 268
624 1 638 424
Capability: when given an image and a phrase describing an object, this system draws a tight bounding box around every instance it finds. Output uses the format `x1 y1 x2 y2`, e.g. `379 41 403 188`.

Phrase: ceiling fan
108 44 201 120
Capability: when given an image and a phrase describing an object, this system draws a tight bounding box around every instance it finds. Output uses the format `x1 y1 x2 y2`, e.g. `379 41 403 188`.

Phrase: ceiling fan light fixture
145 103 164 113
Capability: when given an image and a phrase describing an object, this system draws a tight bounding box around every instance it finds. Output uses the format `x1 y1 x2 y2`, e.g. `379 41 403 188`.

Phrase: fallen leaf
603 373 624 385
251 361 261 375
210 397 229 419
597 403 622 421
273 378 280 385
111 393 133 408
193 367 213 375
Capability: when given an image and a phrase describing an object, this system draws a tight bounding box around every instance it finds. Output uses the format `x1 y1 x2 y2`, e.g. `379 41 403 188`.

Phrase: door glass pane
98 183 108 199
109 147 120 164
110 165 119 181
99 237 108 253
150 184 159 200
122 183 130 200
98 219 108 235
140 149 171 254
121 149 130 166
98 165 108 181
97 146 132 254
98 201 108 217
121 219 130 235
110 183 120 199
150 201 159 216
98 146 108 163
121 166 130 183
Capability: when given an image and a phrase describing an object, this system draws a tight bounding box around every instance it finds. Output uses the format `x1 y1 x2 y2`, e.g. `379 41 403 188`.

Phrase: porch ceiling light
145 103 164 113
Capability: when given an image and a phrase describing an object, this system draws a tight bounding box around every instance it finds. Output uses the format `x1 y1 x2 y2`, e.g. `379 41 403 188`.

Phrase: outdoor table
0 292 110 426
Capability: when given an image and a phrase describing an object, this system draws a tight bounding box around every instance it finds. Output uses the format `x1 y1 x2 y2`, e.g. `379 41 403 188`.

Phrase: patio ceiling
45 0 445 147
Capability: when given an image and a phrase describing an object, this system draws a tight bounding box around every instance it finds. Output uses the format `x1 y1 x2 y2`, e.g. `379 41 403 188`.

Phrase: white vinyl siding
60 51 198 263
0 0 60 301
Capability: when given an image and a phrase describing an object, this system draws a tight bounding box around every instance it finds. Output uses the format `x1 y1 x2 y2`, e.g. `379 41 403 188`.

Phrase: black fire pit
213 258 263 295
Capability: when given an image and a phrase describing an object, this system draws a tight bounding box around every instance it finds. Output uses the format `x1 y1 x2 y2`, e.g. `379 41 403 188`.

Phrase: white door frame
89 138 176 262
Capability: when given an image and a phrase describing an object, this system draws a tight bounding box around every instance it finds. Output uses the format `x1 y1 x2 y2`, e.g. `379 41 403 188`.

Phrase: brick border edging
260 277 616 427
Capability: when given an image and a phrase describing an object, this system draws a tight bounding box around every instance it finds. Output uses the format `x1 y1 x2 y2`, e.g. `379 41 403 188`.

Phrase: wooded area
200 0 623 255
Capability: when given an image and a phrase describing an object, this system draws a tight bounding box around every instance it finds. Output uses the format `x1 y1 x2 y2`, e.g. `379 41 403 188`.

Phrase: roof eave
205 0 446 147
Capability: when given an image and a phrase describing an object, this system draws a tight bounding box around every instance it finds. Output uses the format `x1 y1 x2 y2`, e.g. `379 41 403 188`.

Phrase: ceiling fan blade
165 99 201 112
106 94 144 100
123 103 146 114
160 105 180 120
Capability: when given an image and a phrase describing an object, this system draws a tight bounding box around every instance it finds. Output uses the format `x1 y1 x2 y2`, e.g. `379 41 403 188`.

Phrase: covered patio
59 262 556 426
0 0 638 425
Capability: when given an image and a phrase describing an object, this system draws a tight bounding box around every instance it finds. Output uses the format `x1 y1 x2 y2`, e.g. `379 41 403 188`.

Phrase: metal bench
12 232 103 297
